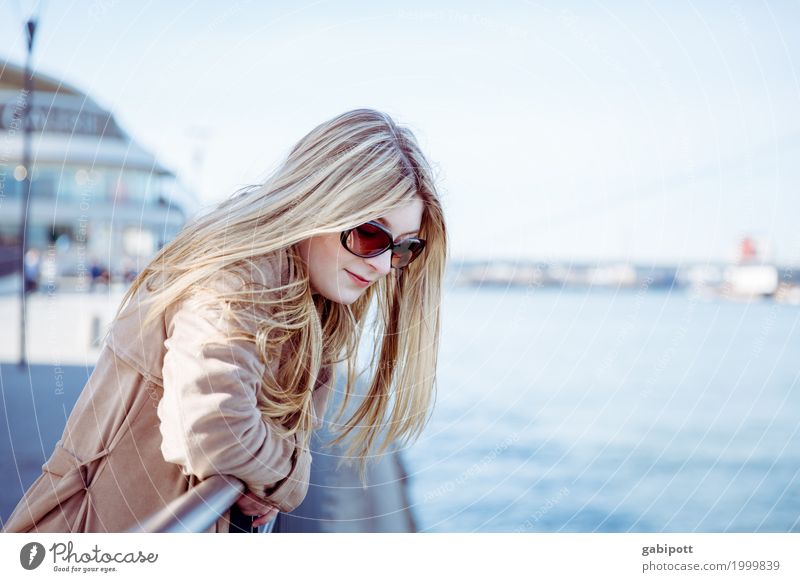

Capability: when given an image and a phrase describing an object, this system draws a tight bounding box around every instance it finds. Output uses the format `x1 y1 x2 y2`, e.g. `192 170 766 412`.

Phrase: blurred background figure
88 257 110 291
121 257 138 285
22 248 40 294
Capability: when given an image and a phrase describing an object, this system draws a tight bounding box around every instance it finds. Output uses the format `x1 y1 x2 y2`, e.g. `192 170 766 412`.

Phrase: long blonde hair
115 108 447 482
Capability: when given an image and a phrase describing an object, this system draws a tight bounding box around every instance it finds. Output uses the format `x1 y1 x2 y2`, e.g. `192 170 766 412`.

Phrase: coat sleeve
157 284 312 513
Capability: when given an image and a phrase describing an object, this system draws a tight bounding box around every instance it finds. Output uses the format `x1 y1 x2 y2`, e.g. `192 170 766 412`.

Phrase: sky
2 0 799 265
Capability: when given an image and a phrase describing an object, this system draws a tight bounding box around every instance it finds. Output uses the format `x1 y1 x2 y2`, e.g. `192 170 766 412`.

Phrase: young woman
3 108 447 533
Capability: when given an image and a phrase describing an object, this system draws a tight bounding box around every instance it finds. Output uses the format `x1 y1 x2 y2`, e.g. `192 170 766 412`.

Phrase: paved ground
0 287 416 532
0 285 124 365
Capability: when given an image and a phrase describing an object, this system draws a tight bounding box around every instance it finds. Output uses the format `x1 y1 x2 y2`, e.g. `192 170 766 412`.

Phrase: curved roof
0 60 173 176
0 60 86 98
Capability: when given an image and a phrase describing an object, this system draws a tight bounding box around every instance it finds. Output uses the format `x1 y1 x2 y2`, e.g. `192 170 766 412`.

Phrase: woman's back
3 252 333 533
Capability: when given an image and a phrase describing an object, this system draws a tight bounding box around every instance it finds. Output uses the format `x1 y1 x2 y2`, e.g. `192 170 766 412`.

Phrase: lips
345 270 371 284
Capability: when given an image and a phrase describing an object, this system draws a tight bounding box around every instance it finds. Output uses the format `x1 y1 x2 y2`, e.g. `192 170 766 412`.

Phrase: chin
335 291 362 305
316 286 361 306
324 295 359 306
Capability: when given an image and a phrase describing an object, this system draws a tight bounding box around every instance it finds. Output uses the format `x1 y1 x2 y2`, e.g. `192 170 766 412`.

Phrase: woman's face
296 195 425 305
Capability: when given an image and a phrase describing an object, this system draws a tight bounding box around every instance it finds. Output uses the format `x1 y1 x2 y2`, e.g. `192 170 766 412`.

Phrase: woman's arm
157 282 311 513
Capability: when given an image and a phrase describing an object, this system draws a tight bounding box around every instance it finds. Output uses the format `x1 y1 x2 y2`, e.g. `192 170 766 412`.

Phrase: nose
361 249 393 277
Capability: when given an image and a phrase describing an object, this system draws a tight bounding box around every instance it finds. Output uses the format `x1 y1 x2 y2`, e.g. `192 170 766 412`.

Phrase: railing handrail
129 474 270 533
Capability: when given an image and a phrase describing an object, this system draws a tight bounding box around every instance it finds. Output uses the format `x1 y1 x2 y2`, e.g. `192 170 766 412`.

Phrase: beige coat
3 252 333 533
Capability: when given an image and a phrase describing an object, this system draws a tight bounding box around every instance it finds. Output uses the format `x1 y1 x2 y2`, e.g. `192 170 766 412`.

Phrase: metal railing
128 474 276 533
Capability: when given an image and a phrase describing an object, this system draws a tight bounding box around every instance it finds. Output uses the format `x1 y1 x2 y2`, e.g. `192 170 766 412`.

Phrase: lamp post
18 16 38 369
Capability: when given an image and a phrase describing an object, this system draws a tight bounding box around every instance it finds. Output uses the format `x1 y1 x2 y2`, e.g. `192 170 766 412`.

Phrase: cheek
311 236 348 277
332 235 353 267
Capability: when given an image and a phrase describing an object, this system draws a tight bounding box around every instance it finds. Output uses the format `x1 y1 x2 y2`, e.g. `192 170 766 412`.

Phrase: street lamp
18 16 38 369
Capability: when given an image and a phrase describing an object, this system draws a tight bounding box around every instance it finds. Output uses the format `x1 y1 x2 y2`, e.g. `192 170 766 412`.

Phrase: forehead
374 196 424 236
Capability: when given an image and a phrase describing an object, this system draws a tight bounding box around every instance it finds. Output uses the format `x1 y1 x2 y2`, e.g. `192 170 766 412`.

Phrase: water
404 285 800 532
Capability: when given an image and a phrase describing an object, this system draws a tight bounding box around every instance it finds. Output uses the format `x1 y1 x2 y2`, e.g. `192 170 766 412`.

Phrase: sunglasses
340 221 426 269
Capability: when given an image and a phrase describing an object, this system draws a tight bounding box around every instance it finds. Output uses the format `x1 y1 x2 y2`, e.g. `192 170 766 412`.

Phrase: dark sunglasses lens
347 223 392 256
392 240 425 269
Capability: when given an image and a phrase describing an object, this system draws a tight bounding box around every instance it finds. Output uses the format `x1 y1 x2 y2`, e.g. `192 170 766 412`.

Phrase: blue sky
2 0 799 265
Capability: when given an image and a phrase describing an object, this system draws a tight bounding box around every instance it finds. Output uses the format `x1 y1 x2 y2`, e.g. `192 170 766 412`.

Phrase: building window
30 167 58 198
0 172 20 198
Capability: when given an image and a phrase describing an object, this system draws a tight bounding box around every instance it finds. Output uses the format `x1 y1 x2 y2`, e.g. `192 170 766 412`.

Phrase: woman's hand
234 490 280 528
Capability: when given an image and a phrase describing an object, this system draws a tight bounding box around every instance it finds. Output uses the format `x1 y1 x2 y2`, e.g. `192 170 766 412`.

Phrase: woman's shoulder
166 249 293 340
206 249 291 295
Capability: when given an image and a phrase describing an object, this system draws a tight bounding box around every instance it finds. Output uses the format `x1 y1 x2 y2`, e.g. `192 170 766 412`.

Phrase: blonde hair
115 108 447 483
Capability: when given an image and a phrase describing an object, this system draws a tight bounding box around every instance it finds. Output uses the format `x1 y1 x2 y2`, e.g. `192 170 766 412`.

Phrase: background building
0 60 197 288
